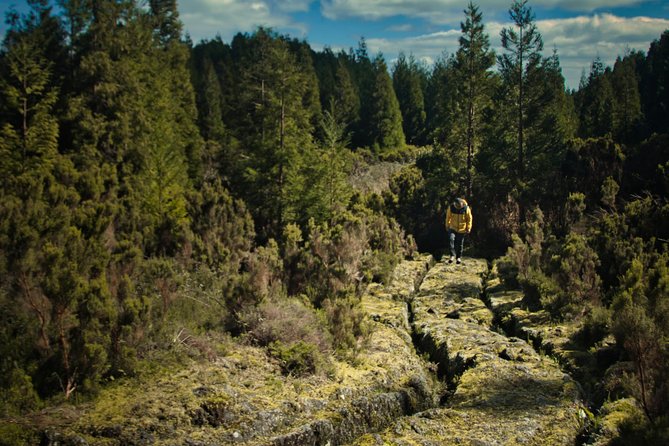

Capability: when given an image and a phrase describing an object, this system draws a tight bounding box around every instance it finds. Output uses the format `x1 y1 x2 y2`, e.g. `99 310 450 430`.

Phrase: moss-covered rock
591 398 645 446
486 260 633 445
357 258 585 445
487 263 618 405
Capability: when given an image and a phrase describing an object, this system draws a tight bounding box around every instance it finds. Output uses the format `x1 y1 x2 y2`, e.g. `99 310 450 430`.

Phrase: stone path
353 258 585 446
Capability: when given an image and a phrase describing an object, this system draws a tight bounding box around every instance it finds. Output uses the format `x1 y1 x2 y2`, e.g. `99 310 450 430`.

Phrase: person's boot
448 256 454 263
456 258 462 265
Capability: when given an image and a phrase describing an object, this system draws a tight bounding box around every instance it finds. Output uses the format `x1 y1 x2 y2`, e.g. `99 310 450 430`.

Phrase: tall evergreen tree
392 52 427 146
58 0 91 53
641 30 669 135
454 2 495 197
425 53 457 146
318 108 353 222
312 47 338 112
350 38 376 148
288 38 322 126
193 54 227 180
149 0 180 44
232 28 318 238
191 38 242 183
577 57 615 138
368 54 405 154
133 68 191 256
333 56 360 134
498 0 543 183
611 53 643 142
0 2 113 400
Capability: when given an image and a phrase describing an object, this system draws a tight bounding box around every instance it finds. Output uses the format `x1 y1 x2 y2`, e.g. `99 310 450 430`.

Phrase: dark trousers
449 230 465 259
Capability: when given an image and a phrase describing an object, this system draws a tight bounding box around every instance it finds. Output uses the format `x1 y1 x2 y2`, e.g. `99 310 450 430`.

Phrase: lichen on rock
355 257 585 445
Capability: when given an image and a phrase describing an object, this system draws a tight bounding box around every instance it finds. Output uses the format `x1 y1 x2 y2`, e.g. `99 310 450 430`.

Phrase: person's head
453 197 465 209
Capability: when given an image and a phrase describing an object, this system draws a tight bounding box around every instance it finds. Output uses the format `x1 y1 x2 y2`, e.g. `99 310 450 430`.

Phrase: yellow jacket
446 199 472 234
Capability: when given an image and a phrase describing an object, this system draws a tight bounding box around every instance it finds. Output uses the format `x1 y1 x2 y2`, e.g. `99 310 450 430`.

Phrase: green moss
269 340 329 377
594 397 645 443
352 433 384 446
0 422 39 446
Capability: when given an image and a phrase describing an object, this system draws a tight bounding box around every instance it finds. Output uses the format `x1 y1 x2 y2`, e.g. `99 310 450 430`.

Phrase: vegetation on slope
0 0 668 444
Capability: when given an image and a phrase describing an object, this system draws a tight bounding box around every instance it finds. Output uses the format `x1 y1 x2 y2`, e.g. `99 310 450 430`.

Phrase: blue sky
2 0 669 89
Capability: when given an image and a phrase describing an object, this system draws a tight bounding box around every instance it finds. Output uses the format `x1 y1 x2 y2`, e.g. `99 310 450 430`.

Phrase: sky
1 0 669 89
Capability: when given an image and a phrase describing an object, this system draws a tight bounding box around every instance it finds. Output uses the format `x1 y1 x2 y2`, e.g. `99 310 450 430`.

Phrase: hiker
445 197 472 264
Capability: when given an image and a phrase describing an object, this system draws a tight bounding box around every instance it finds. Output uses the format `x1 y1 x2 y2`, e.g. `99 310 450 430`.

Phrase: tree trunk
277 78 286 231
518 27 524 183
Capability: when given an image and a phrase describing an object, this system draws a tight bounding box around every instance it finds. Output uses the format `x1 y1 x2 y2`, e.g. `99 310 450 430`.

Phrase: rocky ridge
27 256 588 445
485 268 626 446
354 258 585 445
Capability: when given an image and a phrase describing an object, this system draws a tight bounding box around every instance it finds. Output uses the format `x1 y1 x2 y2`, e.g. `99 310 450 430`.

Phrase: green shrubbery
496 195 669 440
269 341 329 377
324 295 370 355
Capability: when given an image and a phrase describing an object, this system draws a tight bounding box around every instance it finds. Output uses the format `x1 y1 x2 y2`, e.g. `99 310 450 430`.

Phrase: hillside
1 1 668 445
4 256 604 445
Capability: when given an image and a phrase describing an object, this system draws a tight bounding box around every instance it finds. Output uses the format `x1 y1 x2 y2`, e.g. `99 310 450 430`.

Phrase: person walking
446 197 472 264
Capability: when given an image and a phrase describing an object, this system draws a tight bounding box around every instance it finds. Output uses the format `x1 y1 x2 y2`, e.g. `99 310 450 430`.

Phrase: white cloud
180 0 309 42
364 14 668 89
387 23 415 32
320 0 653 23
526 0 647 12
367 29 461 60
322 0 454 21
537 14 669 87
177 1 668 90
275 0 313 13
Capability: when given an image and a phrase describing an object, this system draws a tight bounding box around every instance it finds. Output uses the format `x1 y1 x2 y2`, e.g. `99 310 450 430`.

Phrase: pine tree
58 0 91 54
641 30 669 135
333 56 360 133
133 75 190 256
287 38 322 131
0 2 63 306
149 0 180 44
312 47 338 112
0 3 113 399
350 38 376 148
193 54 226 180
425 54 458 146
392 53 427 146
611 53 642 142
577 57 615 138
454 2 495 197
191 38 241 183
233 28 318 238
498 0 543 183
523 49 575 207
368 54 405 154
302 107 353 223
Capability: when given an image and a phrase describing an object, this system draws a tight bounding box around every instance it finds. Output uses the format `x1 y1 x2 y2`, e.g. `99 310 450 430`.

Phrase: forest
0 0 668 444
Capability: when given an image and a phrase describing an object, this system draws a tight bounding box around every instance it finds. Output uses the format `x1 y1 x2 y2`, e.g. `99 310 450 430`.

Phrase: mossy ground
4 255 439 445
355 257 585 445
4 256 594 445
486 263 639 445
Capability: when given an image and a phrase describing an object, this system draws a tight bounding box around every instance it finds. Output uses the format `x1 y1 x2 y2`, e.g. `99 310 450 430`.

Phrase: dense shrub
498 207 604 319
240 297 331 354
573 305 611 348
610 253 669 424
240 297 333 376
269 340 329 377
323 295 369 355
